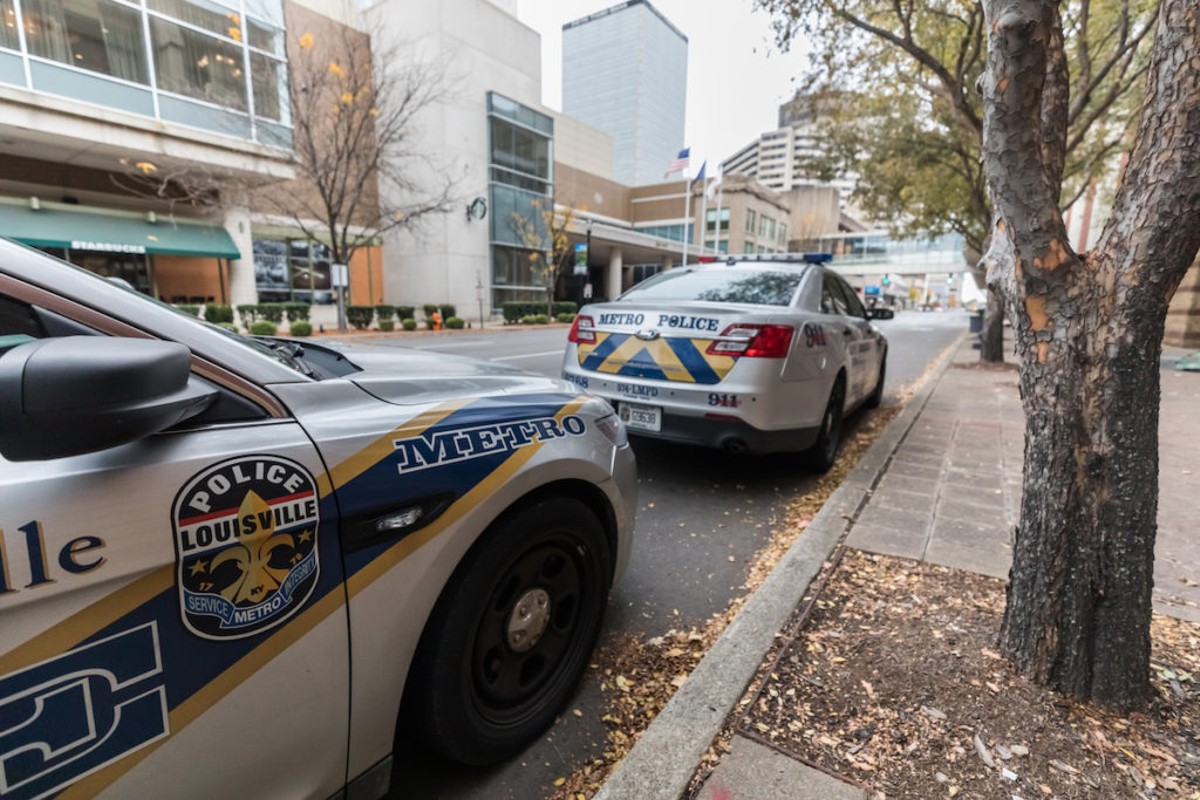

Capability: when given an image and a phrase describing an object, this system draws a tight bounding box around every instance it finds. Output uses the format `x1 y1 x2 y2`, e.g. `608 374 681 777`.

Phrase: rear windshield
620 266 806 307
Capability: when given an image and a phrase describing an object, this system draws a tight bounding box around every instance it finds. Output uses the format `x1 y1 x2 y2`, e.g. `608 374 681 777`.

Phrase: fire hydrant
431 310 443 331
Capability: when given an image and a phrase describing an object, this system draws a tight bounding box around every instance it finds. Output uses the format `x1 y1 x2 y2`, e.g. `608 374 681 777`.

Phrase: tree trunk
1000 296 1163 709
980 290 1006 362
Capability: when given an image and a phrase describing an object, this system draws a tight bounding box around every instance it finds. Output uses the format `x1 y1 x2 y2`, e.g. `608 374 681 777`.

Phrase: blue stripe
667 339 721 385
617 347 668 381
581 333 626 371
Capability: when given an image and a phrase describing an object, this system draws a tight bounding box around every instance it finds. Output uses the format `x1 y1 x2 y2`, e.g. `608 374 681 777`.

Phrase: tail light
707 324 794 358
568 314 595 344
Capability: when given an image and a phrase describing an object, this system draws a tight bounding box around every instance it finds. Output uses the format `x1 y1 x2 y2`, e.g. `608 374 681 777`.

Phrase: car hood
322 340 573 406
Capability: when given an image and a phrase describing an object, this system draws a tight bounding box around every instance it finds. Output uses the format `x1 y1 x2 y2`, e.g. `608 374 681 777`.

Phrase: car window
621 266 806 307
821 272 851 316
834 274 868 318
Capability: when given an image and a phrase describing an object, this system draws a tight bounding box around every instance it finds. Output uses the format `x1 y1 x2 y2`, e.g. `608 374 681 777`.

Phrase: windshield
620 267 806 307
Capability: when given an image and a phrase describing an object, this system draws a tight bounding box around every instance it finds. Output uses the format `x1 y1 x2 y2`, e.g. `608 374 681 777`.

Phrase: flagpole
681 175 691 266
714 175 723 255
698 178 709 257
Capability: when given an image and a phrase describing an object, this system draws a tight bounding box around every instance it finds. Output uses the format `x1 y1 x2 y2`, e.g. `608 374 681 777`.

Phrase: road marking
492 349 566 361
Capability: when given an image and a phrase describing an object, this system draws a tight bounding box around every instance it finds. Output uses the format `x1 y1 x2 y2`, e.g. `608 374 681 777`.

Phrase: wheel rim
470 538 596 721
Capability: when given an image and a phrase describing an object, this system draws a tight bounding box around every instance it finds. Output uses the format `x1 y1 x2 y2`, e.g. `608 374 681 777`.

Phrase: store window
253 239 332 304
23 0 148 84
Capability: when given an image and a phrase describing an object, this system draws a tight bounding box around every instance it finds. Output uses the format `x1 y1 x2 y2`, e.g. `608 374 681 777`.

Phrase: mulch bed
732 549 1200 799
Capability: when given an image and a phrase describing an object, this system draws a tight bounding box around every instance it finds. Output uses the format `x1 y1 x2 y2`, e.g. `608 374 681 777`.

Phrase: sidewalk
594 335 1200 800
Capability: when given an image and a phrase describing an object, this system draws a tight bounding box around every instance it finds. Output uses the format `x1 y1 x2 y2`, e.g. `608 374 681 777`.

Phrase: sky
514 0 812 176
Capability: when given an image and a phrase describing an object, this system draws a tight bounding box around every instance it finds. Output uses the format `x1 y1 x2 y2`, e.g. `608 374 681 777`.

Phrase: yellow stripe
317 399 473 497
56 395 588 796
643 339 694 382
596 336 646 374
0 567 173 677
575 331 609 362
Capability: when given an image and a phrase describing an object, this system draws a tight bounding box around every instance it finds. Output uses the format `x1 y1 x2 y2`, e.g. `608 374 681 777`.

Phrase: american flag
663 147 690 178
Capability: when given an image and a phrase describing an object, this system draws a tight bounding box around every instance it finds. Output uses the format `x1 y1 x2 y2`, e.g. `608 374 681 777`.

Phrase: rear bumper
632 411 820 455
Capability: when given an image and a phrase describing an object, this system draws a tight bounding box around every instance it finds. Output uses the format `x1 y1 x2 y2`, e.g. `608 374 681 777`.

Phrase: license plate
619 402 661 432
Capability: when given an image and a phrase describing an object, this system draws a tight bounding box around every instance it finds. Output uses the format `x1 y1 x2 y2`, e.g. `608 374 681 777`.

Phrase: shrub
439 304 456 320
422 304 439 320
378 319 395 332
445 316 465 329
176 304 200 317
533 314 549 324
236 304 259 328
396 306 415 321
289 320 313 337
552 301 578 316
258 303 285 323
250 320 278 336
401 318 417 331
283 302 310 322
205 304 234 324
346 305 374 330
374 304 396 323
556 312 576 324
217 322 238 332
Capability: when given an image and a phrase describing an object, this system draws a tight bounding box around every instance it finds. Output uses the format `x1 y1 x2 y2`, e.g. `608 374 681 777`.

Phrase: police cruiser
0 239 636 798
562 253 891 470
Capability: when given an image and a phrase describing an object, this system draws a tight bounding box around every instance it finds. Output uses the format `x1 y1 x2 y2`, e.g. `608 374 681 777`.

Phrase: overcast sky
514 0 812 175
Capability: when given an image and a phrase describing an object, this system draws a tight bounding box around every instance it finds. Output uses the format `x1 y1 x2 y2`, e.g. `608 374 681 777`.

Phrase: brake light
707 324 794 358
568 314 595 344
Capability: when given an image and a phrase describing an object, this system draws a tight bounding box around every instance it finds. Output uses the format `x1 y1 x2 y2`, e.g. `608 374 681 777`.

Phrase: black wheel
806 375 845 473
405 497 611 765
864 351 887 409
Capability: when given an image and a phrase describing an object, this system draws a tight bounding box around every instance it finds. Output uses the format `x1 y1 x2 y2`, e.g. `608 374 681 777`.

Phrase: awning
0 203 241 259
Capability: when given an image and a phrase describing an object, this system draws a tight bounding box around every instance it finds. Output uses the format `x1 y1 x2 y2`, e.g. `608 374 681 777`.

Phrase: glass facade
488 92 555 308
1 0 288 145
253 238 333 304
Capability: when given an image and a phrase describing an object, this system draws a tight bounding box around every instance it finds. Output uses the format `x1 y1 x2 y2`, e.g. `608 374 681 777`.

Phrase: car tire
806 375 845 473
864 352 886 409
405 497 611 765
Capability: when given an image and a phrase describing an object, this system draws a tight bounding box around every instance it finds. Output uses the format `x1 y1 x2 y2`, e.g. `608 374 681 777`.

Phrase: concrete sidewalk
595 335 1200 800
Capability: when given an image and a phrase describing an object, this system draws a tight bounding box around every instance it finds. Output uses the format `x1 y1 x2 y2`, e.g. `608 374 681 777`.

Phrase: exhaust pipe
723 438 749 455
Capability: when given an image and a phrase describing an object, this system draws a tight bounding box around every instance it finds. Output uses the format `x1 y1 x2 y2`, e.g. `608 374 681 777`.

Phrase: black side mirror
866 308 895 320
0 337 216 461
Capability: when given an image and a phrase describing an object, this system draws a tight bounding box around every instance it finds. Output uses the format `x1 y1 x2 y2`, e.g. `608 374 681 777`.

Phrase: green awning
0 204 240 259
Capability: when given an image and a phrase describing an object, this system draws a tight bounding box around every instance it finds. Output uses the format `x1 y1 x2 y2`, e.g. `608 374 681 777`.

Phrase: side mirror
0 337 216 461
866 308 895 320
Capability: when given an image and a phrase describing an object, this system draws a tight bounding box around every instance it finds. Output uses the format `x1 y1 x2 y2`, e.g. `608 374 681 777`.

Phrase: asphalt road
378 310 970 799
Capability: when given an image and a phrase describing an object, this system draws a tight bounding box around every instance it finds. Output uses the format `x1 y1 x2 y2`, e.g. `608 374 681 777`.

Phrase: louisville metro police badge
172 455 320 640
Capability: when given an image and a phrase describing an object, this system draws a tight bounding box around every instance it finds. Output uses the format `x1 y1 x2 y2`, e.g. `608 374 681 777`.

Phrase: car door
827 272 878 403
0 285 350 799
818 270 866 400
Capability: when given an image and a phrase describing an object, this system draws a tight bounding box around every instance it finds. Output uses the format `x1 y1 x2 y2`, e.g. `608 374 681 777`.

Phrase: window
779 223 788 246
705 207 730 233
1 1 17 50
759 216 768 237
250 51 283 121
745 209 756 234
821 272 852 316
151 16 247 110
767 218 776 240
834 274 867 317
23 0 148 84
622 267 804 307
253 239 332 304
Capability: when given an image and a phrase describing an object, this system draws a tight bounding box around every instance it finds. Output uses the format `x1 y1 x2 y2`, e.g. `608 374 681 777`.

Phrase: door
0 288 350 799
824 272 877 403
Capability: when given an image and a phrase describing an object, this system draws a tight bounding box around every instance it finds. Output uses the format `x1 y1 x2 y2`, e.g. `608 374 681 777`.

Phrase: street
382 310 969 798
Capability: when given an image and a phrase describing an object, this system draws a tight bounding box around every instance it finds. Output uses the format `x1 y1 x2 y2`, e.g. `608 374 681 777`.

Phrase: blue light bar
802 253 833 264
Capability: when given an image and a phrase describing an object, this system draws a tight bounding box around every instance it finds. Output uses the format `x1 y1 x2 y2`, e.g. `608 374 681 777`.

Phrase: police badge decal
172 456 321 639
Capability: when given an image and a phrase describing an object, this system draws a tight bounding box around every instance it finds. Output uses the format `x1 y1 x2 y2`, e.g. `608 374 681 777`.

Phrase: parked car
0 239 636 799
562 253 890 470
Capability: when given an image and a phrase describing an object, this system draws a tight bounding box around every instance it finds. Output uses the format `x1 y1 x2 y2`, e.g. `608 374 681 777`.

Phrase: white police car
0 239 636 799
563 253 890 470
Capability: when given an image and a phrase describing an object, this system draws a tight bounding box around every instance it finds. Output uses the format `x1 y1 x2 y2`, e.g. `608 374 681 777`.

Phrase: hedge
378 319 395 332
520 314 550 325
289 320 313 337
374 304 396 322
175 304 200 317
236 304 260 328
402 318 417 331
556 312 576 324
501 301 577 323
205 304 234 324
445 316 465 329
258 303 285 323
346 305 374 330
396 306 415 321
283 302 310 322
250 320 278 336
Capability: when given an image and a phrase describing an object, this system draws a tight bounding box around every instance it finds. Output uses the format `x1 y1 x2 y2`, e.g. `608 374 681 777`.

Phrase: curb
593 332 969 800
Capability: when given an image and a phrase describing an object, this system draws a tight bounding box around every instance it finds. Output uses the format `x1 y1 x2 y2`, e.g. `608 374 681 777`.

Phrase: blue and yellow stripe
578 332 736 384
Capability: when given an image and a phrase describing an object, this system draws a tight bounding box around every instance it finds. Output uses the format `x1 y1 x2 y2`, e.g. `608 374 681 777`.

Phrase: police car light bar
716 252 834 265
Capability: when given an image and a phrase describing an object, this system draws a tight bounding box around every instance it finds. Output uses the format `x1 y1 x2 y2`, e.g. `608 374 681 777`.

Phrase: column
222 206 257 307
606 247 624 301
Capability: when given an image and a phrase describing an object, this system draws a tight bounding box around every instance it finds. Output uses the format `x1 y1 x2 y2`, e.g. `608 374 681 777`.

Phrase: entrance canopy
0 203 240 259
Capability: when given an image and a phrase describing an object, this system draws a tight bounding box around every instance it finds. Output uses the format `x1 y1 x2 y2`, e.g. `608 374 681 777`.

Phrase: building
0 0 382 311
562 0 687 187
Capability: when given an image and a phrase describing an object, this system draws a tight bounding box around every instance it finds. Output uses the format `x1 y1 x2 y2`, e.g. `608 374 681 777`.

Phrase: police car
0 239 636 799
562 253 891 470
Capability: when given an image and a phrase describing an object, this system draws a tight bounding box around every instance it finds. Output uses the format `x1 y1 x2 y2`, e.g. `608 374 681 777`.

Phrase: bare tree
982 0 1200 709
509 198 583 317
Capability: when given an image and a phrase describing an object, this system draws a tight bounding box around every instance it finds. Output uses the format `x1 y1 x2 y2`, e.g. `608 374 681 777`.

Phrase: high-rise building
562 1 687 187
